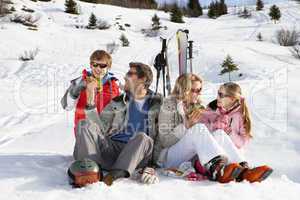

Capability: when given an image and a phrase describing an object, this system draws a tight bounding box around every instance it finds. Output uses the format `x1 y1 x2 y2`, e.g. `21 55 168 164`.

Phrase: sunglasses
126 71 138 77
91 62 108 69
218 91 229 99
191 88 202 94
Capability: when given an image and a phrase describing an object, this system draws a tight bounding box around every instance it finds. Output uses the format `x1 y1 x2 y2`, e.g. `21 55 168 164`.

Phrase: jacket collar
218 101 241 115
82 69 118 83
114 89 162 108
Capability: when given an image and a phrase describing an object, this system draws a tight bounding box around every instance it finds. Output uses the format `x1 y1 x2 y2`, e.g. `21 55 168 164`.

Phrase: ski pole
154 52 162 95
188 40 193 73
162 39 167 97
155 67 160 94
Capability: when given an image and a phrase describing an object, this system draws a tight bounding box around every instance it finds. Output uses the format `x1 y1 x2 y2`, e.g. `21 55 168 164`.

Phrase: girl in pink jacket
193 82 272 182
199 82 252 149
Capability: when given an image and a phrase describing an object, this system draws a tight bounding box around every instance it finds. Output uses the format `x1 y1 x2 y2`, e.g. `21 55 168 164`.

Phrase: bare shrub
19 48 39 61
97 19 110 30
290 45 300 59
10 13 41 27
276 28 300 46
106 41 119 54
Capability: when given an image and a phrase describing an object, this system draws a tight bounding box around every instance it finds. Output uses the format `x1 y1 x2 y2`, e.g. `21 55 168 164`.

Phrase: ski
176 29 189 75
177 29 194 75
165 38 172 95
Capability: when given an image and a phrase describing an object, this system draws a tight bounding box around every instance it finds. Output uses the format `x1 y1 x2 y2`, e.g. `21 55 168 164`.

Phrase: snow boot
204 155 228 181
239 165 273 183
217 163 244 183
103 169 128 186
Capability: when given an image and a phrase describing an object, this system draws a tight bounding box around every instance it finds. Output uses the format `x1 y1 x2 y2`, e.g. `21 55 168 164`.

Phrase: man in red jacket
61 50 120 135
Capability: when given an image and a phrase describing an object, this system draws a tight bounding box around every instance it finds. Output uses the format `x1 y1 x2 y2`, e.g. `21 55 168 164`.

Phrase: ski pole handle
162 39 167 52
188 41 193 59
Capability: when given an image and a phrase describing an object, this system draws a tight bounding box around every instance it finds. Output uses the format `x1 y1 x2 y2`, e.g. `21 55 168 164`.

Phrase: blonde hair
221 82 253 138
90 50 112 68
172 73 203 103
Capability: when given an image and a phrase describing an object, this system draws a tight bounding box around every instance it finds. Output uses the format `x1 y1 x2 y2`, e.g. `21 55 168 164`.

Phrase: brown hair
172 73 203 103
90 50 112 68
129 62 153 89
222 82 253 138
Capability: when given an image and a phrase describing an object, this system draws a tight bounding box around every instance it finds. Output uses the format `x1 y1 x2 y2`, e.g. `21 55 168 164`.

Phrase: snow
0 0 300 199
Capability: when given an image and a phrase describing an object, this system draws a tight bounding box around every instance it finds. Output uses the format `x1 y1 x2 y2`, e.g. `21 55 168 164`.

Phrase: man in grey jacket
68 62 162 186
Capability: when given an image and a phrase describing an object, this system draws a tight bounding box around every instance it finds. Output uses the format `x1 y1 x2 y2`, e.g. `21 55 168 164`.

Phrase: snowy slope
0 0 300 200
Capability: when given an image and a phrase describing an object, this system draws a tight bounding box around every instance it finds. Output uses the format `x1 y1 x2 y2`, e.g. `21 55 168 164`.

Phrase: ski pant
73 119 153 177
164 123 245 168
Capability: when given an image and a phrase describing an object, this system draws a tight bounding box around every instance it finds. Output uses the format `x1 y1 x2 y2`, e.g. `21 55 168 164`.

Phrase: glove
163 168 184 178
185 172 207 181
162 162 194 178
141 167 159 185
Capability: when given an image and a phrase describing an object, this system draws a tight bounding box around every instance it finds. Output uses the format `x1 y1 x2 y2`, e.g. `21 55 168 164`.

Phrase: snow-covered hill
0 0 300 200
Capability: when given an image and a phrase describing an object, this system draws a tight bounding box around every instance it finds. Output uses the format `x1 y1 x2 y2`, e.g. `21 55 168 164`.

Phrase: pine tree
256 0 264 11
120 34 130 47
208 0 227 19
257 32 263 41
152 13 160 30
187 0 203 17
219 55 239 81
239 7 251 18
208 1 216 18
269 5 281 23
0 0 12 16
147 0 157 9
65 0 79 15
170 4 184 23
220 0 228 15
160 2 169 13
88 13 97 29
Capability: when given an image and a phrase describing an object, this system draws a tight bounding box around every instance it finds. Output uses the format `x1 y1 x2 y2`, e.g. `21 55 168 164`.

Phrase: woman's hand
86 77 98 105
185 109 204 128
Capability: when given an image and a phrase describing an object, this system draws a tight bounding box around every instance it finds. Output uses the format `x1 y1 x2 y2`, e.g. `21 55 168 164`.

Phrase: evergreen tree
219 55 239 81
269 5 281 23
0 0 12 16
220 0 227 15
257 32 263 41
88 13 97 29
239 6 252 18
151 13 161 30
208 1 216 18
65 0 79 15
120 34 130 47
147 0 157 9
256 0 264 11
208 0 227 19
160 2 170 13
187 0 203 17
170 4 184 23
10 6 15 12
